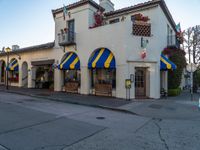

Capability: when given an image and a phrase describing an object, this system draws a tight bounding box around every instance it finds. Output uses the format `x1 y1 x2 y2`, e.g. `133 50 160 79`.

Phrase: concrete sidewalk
120 91 200 120
0 86 133 113
0 86 200 119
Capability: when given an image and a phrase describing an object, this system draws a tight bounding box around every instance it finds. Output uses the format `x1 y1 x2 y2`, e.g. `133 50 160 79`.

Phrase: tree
183 25 200 65
183 25 200 92
167 49 187 89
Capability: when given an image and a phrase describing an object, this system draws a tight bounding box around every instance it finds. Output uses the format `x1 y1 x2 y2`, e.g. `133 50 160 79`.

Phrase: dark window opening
109 18 120 24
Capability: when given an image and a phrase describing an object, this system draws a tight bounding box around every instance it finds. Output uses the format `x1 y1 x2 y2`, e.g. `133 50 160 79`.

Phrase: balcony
58 30 76 46
167 35 180 48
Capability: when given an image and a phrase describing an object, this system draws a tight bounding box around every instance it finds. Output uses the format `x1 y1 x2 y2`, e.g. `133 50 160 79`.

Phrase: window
64 70 80 83
9 71 19 83
91 69 116 88
167 24 174 46
109 18 120 24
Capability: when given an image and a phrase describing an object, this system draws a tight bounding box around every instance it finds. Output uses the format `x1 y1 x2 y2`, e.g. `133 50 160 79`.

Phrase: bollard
199 98 200 108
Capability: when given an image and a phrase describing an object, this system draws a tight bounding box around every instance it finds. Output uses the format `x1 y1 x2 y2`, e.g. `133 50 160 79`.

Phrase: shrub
168 49 187 89
168 88 182 96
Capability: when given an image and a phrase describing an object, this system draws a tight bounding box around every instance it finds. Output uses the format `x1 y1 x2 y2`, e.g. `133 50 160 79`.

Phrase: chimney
12 45 20 51
99 0 114 13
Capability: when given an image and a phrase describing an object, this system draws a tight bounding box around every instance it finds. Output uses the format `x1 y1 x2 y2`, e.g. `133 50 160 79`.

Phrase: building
0 0 178 99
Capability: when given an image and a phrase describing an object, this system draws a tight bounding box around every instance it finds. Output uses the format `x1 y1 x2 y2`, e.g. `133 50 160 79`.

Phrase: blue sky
0 0 199 49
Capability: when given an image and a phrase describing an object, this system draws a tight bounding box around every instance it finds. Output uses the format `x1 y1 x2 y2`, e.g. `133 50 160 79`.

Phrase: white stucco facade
0 0 177 99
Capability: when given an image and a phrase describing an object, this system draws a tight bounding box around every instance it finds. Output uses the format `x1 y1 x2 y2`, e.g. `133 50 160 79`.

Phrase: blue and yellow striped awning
160 54 177 70
88 48 116 69
7 59 19 71
58 52 80 70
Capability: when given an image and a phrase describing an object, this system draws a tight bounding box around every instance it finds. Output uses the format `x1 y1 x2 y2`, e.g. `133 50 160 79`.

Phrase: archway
88 48 116 96
58 52 81 93
160 53 177 96
0 60 6 84
22 61 28 87
7 58 19 84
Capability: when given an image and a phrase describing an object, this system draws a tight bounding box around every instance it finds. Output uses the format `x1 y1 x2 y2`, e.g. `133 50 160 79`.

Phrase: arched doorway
88 48 116 96
6 58 19 86
22 61 28 87
0 60 6 84
58 52 81 93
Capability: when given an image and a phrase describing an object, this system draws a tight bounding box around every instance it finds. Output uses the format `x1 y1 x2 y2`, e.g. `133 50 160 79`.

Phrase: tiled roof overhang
104 0 176 31
0 42 54 56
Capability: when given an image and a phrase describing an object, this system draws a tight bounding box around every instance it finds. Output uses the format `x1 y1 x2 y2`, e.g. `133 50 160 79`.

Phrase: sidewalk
0 86 132 113
0 86 200 119
119 91 200 120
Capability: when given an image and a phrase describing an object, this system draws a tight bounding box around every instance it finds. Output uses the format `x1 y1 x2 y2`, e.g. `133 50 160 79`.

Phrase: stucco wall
0 2 177 99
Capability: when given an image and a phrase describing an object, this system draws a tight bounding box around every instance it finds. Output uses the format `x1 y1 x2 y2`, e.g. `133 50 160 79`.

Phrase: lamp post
5 47 11 90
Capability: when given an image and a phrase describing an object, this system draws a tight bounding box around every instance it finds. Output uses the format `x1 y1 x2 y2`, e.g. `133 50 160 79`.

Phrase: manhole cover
96 117 105 120
149 104 162 109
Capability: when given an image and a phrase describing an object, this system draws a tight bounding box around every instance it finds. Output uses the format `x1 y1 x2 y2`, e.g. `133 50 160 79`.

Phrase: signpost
186 63 197 101
125 79 131 101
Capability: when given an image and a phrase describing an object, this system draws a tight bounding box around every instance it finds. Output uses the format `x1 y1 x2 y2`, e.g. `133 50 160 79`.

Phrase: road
0 91 200 150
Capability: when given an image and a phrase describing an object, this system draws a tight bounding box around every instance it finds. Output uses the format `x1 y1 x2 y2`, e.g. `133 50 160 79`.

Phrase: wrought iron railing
58 30 76 46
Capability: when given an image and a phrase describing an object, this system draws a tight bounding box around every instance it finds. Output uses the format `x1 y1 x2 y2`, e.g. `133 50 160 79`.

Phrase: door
68 20 75 42
135 68 146 98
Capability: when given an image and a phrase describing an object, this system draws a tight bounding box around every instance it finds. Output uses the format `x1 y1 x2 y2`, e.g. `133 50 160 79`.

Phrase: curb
0 89 138 116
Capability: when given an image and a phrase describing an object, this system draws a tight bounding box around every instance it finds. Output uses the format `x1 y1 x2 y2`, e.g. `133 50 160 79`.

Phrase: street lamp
5 47 11 90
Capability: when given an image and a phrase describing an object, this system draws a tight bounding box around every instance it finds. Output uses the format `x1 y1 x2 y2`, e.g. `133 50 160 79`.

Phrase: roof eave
0 42 55 56
52 0 104 18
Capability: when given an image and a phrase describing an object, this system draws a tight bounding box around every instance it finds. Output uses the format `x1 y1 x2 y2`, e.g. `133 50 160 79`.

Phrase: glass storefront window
91 69 116 88
64 70 80 84
9 71 19 82
35 66 54 89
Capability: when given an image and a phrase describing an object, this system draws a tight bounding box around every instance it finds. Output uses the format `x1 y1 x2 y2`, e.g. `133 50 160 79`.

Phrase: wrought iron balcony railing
58 30 76 46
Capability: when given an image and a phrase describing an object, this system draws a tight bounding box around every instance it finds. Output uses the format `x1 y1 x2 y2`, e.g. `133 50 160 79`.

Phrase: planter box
65 82 79 93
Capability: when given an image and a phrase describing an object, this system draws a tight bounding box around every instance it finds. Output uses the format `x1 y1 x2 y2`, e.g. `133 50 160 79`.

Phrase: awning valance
160 54 177 70
7 59 19 71
58 52 80 70
88 48 116 69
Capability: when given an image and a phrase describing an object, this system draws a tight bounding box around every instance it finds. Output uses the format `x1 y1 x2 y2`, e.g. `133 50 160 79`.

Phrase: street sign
186 63 197 73
125 79 131 89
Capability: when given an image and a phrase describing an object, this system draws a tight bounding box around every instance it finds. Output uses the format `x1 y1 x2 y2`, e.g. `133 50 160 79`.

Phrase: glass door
135 67 146 98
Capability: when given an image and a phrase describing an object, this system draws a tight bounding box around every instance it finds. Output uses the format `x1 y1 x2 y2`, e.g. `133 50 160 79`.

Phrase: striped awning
7 59 19 71
160 54 177 70
58 52 80 70
88 48 116 69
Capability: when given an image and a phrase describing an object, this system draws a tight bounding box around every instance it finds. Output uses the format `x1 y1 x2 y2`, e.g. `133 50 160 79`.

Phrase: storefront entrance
0 60 6 84
31 59 54 90
88 48 116 96
135 67 147 98
57 52 81 93
35 66 54 89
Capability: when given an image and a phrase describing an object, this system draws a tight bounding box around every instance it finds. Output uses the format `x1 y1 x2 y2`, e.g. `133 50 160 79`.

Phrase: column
54 69 63 91
80 66 90 95
149 63 160 99
116 65 129 99
28 66 35 88
18 64 22 87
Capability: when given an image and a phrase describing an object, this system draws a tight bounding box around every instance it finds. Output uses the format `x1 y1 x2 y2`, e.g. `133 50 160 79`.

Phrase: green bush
168 88 181 96
165 49 186 89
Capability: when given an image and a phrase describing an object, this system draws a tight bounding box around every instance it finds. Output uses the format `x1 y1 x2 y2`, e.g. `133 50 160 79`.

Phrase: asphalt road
0 91 200 150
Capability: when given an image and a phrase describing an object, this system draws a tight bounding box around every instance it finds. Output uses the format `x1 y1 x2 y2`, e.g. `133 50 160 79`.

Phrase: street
0 91 200 150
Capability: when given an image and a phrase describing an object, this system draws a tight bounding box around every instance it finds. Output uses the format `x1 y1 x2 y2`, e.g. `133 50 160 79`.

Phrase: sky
0 0 199 49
